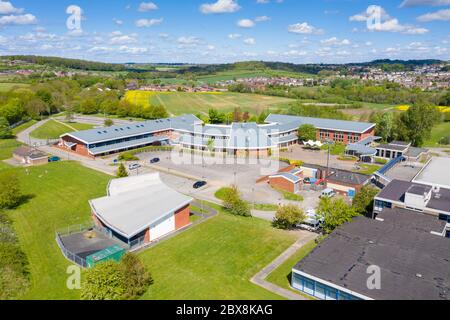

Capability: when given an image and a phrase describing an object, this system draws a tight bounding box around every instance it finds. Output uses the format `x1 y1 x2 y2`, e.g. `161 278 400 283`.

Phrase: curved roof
90 173 193 239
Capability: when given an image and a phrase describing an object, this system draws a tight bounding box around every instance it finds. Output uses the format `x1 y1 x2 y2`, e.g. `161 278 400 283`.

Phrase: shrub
120 253 153 300
317 197 359 234
0 172 22 209
118 152 139 162
0 117 12 139
221 185 251 217
352 186 379 216
116 163 128 178
81 261 126 300
273 204 306 230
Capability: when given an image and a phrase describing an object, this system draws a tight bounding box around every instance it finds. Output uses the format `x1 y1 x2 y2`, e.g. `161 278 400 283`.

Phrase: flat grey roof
90 173 193 238
294 208 450 300
265 114 375 134
88 136 169 155
376 143 409 152
270 172 301 183
413 157 450 189
327 170 371 186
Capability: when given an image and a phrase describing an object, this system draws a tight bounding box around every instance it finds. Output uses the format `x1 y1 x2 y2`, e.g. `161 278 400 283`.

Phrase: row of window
88 134 153 149
292 273 362 300
319 131 360 143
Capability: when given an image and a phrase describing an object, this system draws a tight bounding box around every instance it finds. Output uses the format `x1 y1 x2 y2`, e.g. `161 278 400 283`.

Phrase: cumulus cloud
243 37 256 45
200 0 241 14
135 18 163 27
320 37 351 46
0 13 37 26
417 9 450 21
288 22 323 34
350 5 429 35
138 2 158 12
237 19 255 28
0 1 23 14
400 0 450 7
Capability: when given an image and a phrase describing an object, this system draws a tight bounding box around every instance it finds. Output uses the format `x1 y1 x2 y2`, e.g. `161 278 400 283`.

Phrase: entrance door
150 214 175 241
348 189 356 198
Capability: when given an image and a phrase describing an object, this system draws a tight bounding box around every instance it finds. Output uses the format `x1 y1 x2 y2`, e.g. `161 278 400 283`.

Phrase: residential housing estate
58 113 375 158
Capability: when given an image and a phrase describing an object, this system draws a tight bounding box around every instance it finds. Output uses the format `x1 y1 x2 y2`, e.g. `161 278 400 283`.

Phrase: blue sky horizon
0 0 449 64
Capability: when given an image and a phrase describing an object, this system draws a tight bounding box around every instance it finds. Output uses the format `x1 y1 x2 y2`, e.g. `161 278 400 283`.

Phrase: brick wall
175 205 190 230
269 177 295 193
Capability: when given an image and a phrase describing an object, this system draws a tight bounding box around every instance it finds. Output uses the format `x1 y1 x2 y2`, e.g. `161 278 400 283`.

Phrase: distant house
13 146 48 166
89 173 193 247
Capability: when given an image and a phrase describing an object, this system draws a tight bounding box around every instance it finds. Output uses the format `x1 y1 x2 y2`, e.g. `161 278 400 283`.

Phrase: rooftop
90 173 193 238
413 157 450 189
13 146 47 159
294 208 450 300
327 170 371 186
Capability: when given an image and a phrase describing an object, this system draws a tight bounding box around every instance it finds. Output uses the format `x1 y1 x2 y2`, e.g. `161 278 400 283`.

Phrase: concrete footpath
251 232 318 300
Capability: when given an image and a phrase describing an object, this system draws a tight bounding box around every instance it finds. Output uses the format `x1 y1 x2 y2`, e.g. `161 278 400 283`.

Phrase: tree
0 117 12 139
352 186 379 216
120 253 153 300
208 108 225 124
222 185 251 217
317 197 359 234
372 112 395 142
297 124 317 142
81 261 126 300
116 163 128 178
396 104 441 147
0 172 22 209
273 204 306 229
104 119 114 127
233 107 243 122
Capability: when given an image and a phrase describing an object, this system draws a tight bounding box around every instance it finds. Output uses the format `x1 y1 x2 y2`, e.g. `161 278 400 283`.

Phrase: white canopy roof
90 173 193 239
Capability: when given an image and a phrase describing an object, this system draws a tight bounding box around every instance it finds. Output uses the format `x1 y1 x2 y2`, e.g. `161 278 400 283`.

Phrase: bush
118 152 139 162
273 204 306 230
352 186 379 216
81 261 126 300
0 172 22 209
221 185 251 217
0 117 12 139
116 163 128 178
317 197 359 234
81 254 153 300
374 157 388 165
120 253 153 300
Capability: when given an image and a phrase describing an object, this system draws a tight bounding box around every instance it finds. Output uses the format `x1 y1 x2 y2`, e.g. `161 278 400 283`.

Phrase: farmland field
30 120 95 139
0 82 30 92
125 90 295 115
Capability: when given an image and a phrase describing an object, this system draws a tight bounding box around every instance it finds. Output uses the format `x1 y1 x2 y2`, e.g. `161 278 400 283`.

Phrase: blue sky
0 0 449 63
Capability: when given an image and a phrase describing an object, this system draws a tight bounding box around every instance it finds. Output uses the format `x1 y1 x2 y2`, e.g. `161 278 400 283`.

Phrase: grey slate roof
293 208 450 300
63 114 202 144
265 114 375 134
270 172 301 183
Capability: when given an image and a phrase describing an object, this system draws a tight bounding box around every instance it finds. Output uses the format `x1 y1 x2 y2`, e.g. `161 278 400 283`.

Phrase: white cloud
110 35 138 45
228 33 242 39
135 18 163 27
350 5 429 35
0 1 23 14
255 15 271 22
417 9 450 21
113 18 123 26
200 0 241 14
237 19 255 28
288 22 323 34
321 37 351 46
0 14 37 26
118 45 148 54
400 0 450 7
177 36 202 47
243 37 256 45
138 2 158 12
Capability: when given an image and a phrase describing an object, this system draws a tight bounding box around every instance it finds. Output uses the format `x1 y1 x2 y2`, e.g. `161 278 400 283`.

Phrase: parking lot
131 151 322 210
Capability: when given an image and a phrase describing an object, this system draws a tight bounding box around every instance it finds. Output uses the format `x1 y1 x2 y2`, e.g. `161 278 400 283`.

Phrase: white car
320 188 336 199
128 163 141 171
298 209 323 232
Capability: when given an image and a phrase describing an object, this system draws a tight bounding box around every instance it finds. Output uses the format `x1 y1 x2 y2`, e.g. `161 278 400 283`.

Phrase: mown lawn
425 121 450 147
12 120 38 135
266 239 319 298
6 162 296 300
139 205 297 300
30 120 94 139
0 139 22 160
6 162 111 299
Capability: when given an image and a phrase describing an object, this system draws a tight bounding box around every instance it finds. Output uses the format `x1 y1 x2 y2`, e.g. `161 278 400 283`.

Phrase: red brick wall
144 229 151 244
269 177 295 193
59 136 93 158
175 205 190 230
361 127 376 141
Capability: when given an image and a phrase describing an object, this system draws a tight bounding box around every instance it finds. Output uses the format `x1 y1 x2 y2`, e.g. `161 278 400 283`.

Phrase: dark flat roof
327 170 371 186
294 208 450 300
376 179 416 202
376 144 409 152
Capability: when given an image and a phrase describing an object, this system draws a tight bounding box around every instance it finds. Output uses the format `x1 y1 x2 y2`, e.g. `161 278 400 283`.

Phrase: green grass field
149 92 294 115
30 120 94 139
266 239 318 298
6 162 297 300
425 122 450 147
0 82 30 92
12 120 38 135
6 162 111 299
0 139 22 160
139 204 296 300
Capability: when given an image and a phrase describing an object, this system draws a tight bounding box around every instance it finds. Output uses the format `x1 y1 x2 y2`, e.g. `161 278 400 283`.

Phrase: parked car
320 188 336 199
129 163 141 171
303 177 311 184
48 156 61 163
193 181 207 189
150 157 160 164
297 209 323 232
